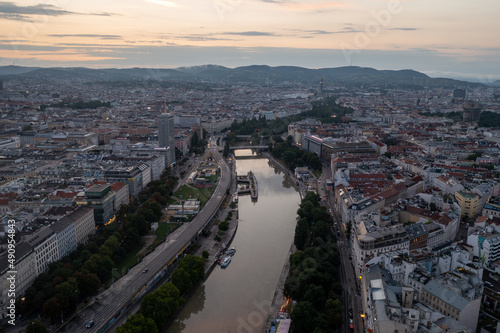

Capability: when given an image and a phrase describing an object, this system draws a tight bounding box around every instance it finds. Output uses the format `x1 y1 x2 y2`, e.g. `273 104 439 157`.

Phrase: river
166 150 300 333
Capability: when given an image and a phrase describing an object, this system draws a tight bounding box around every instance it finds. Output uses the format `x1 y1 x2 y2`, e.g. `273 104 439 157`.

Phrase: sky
0 0 499 81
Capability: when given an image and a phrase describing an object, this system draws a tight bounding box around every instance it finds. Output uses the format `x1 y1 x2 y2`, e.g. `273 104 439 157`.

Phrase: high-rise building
158 112 175 167
462 100 482 122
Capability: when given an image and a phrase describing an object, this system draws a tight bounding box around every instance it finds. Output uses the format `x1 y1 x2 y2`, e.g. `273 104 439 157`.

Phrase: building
483 196 500 217
352 221 409 273
104 166 143 197
111 182 129 210
406 223 429 250
455 191 480 218
0 207 95 320
80 184 115 225
0 243 36 320
71 206 95 244
174 114 201 128
25 227 58 275
421 279 481 332
433 175 464 195
18 131 36 147
462 101 482 122
302 135 323 157
158 113 175 167
50 216 77 260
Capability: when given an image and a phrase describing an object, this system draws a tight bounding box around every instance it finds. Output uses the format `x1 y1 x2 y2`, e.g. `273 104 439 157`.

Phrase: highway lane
65 144 231 333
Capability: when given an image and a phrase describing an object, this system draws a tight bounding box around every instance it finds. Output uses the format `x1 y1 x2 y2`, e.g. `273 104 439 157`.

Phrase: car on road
86 320 95 328
143 268 148 274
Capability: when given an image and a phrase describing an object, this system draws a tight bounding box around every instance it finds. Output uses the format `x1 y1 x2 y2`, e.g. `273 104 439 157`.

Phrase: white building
26 227 58 275
50 216 77 260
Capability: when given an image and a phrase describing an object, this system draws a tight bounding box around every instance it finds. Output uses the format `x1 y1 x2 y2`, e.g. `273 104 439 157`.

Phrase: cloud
0 2 74 16
295 27 362 35
144 0 179 8
222 31 276 36
0 2 118 21
49 34 123 40
389 28 418 31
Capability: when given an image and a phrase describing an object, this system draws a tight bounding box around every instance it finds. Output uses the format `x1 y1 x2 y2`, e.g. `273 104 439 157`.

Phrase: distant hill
0 65 482 88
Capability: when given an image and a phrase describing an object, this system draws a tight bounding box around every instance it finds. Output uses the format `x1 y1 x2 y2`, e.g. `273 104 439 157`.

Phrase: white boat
227 247 236 256
221 256 231 268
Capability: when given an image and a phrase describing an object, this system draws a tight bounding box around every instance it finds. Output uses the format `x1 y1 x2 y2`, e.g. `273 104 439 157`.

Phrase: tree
291 301 318 333
140 283 180 329
75 271 101 297
26 320 49 333
43 297 62 323
178 255 205 284
116 313 158 333
294 218 309 251
171 268 193 294
218 220 229 232
202 250 209 259
326 298 343 328
303 285 326 310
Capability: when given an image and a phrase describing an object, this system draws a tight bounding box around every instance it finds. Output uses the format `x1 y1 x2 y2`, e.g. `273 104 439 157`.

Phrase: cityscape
1 1 500 333
0 66 500 333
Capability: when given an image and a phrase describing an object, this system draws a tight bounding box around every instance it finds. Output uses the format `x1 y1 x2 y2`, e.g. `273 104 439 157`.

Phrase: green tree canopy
116 313 158 333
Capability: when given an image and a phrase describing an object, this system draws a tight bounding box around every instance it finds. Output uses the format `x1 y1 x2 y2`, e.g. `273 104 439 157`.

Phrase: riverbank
263 241 296 332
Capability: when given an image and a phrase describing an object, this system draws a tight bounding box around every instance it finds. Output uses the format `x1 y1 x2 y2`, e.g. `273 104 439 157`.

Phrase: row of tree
285 192 344 333
271 136 322 172
302 97 354 124
19 172 178 323
116 255 205 333
190 129 209 155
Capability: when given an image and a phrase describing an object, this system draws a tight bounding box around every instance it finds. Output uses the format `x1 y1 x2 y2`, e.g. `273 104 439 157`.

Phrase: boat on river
221 256 231 268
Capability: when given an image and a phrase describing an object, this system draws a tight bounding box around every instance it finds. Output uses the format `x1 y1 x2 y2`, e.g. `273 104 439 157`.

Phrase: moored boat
221 256 231 268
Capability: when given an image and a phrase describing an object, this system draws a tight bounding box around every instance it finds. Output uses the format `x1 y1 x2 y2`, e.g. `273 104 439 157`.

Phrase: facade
462 101 482 122
174 132 190 155
104 166 143 197
25 227 58 275
352 222 409 273
302 135 323 157
483 197 500 217
421 279 481 332
0 243 36 320
433 175 464 195
82 185 115 225
174 114 201 128
111 182 129 210
158 113 175 167
50 216 77 260
455 191 480 218
138 163 152 189
406 223 429 250
71 206 95 244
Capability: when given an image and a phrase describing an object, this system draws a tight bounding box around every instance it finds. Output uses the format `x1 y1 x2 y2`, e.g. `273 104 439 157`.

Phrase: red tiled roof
111 182 127 192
